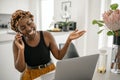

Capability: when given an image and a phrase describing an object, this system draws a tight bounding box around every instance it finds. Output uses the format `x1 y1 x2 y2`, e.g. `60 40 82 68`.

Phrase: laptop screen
54 54 99 80
34 54 99 80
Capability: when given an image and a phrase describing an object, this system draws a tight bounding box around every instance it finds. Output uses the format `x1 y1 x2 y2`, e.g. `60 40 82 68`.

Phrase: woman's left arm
48 29 86 60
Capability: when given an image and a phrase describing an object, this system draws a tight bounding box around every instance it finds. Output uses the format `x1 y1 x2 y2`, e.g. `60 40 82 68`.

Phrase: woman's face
17 18 36 38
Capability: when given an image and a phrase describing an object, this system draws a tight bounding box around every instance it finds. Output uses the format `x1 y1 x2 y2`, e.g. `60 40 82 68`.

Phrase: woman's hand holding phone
14 33 24 50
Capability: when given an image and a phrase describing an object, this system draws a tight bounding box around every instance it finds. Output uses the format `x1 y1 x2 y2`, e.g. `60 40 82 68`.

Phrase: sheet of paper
34 70 55 80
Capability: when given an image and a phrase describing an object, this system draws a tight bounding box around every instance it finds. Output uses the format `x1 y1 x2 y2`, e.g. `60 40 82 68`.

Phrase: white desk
35 69 120 80
92 48 120 80
35 68 120 80
92 70 120 80
35 48 120 80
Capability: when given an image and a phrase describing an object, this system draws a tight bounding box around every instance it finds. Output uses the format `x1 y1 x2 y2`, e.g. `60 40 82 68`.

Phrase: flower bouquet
92 3 120 73
92 3 120 36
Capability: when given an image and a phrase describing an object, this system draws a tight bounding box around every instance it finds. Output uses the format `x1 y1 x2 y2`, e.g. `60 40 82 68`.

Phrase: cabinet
0 37 20 80
0 0 29 14
51 32 71 46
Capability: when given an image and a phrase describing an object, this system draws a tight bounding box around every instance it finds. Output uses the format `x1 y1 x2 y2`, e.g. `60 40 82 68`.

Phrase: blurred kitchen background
0 0 120 80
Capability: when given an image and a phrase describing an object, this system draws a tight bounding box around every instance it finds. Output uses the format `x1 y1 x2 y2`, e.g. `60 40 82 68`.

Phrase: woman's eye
27 22 31 25
27 21 32 25
21 27 25 30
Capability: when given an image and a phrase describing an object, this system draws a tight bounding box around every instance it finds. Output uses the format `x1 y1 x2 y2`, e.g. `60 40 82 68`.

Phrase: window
41 0 54 30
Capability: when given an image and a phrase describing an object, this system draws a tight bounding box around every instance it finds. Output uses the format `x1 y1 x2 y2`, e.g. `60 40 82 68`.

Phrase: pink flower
103 9 120 31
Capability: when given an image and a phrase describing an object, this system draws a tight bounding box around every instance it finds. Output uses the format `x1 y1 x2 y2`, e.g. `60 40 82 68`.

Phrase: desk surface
35 49 120 80
92 69 120 80
35 69 120 80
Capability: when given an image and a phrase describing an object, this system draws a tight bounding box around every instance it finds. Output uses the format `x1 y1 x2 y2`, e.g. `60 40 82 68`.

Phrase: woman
10 10 86 80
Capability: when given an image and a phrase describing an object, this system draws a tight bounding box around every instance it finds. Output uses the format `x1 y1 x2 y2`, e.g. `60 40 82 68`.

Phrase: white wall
0 0 29 14
84 0 101 55
54 0 102 56
29 0 41 30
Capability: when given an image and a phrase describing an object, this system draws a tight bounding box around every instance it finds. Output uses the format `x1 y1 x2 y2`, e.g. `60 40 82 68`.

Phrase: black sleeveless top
22 31 51 66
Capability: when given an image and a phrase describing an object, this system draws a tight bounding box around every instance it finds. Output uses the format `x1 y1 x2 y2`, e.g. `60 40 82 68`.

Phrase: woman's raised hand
14 33 24 50
68 29 86 41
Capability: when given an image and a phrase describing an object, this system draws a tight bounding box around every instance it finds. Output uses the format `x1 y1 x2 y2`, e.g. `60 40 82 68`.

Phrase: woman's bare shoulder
42 31 53 37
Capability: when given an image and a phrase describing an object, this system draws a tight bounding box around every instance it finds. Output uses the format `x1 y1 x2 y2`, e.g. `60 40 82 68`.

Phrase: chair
59 42 79 59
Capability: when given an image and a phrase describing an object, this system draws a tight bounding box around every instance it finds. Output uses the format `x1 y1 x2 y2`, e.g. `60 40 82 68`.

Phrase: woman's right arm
13 33 26 72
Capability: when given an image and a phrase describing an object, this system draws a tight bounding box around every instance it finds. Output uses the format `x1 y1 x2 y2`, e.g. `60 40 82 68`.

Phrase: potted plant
58 17 71 31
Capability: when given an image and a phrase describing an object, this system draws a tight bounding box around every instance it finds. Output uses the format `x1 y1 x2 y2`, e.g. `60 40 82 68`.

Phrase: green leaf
97 20 104 23
97 22 104 27
107 31 114 36
92 20 98 24
97 29 104 34
110 3 119 10
92 20 104 27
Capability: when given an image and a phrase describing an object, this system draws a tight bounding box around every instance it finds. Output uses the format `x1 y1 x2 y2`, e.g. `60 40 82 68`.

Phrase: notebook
35 54 99 80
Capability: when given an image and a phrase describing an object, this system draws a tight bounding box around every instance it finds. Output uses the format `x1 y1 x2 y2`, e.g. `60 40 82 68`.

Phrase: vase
97 49 107 73
111 35 120 73
62 26 69 31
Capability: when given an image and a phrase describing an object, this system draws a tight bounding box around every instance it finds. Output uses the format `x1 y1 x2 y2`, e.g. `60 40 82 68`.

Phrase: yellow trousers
20 63 55 80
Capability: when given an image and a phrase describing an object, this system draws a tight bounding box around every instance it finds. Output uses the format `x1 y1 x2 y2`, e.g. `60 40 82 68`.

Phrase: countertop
50 31 72 36
0 29 15 43
0 29 73 43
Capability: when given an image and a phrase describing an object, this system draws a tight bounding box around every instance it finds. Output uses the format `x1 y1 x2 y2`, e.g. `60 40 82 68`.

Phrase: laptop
35 54 99 80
